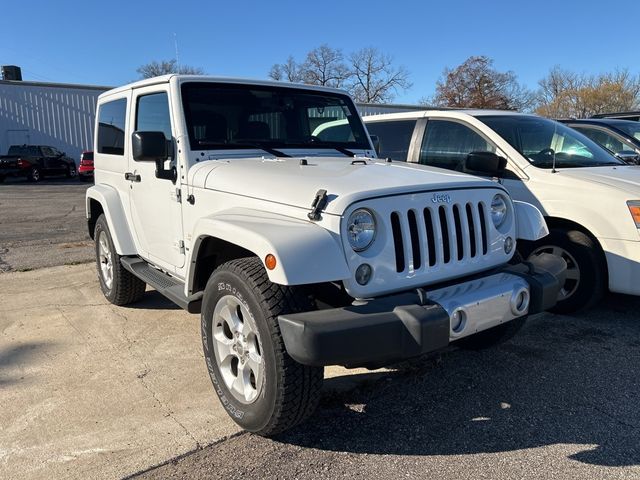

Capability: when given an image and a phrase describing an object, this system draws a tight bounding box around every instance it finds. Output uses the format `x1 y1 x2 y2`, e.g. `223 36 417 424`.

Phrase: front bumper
279 254 565 367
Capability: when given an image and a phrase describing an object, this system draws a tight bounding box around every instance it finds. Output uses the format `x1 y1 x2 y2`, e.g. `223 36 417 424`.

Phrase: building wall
0 81 108 163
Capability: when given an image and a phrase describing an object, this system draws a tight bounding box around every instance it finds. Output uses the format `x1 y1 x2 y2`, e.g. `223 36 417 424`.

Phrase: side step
120 257 203 313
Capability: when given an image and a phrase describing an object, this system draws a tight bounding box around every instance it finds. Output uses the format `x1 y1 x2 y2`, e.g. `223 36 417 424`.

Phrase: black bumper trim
278 256 565 368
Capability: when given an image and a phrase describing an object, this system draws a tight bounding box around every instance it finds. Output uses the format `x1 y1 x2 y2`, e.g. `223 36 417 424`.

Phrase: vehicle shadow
275 293 640 467
0 341 53 387
124 290 182 311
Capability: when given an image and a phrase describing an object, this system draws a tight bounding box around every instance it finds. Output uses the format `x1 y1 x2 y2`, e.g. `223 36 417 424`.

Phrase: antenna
173 33 180 71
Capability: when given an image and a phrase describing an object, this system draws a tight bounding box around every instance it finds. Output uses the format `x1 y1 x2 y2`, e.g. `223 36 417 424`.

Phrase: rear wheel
94 214 146 305
519 228 605 314
201 257 323 436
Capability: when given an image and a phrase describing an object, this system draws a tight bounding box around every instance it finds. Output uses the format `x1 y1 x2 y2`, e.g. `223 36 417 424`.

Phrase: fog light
504 236 514 254
355 264 372 285
451 308 467 333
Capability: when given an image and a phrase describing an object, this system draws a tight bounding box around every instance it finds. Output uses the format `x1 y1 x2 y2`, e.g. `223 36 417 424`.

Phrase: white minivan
363 110 640 313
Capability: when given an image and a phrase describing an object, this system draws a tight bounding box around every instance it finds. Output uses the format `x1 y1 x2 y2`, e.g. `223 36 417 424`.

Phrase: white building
0 79 109 162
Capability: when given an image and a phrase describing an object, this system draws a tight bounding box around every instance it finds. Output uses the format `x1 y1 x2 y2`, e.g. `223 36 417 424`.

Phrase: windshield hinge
308 189 328 221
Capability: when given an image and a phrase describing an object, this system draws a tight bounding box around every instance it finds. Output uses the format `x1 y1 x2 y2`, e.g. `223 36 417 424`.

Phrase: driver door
126 86 185 272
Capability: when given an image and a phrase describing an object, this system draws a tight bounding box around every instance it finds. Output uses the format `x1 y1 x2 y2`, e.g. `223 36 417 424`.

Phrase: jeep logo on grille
431 193 452 204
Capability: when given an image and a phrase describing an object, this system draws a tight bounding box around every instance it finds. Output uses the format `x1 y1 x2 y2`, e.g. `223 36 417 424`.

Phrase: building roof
0 79 112 91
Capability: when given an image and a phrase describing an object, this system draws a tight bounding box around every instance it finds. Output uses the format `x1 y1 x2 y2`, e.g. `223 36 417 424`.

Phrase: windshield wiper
306 140 356 157
196 141 290 158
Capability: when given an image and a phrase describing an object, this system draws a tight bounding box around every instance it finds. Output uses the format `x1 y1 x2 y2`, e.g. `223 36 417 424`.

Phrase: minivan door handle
124 172 141 182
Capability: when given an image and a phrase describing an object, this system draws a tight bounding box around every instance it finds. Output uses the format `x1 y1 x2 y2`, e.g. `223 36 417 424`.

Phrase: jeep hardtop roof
99 75 349 101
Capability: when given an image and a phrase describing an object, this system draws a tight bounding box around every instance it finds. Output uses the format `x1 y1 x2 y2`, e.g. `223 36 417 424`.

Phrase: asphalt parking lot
1 180 640 479
0 179 93 272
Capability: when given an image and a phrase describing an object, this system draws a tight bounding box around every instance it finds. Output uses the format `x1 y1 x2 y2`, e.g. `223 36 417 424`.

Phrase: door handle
125 172 141 182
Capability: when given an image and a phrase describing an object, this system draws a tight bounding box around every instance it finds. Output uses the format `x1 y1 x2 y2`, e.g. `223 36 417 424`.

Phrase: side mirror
369 135 381 156
615 150 640 164
132 131 167 161
132 131 176 182
464 151 507 177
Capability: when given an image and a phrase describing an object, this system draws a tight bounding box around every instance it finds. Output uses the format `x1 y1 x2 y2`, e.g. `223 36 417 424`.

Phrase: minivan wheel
94 214 146 305
201 257 323 436
519 228 605 314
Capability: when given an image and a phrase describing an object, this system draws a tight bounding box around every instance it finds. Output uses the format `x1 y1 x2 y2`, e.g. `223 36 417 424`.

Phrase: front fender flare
514 200 549 241
189 209 351 288
86 184 137 255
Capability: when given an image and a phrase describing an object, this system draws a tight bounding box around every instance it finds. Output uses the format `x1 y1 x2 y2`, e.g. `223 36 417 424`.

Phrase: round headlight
347 208 376 252
491 194 508 228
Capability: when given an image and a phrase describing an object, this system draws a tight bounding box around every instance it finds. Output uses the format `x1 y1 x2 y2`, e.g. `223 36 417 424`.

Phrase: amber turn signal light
265 254 277 270
627 201 640 228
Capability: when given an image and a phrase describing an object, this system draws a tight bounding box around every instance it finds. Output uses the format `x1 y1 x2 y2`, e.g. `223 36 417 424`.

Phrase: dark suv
559 119 640 164
0 145 77 182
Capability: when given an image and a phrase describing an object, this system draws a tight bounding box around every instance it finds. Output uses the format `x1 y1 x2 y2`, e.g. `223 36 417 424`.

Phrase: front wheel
201 257 323 436
28 166 41 182
518 228 605 314
66 164 77 178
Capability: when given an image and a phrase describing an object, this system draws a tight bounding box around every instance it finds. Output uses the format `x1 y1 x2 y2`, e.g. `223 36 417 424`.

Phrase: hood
188 156 499 214
558 165 640 196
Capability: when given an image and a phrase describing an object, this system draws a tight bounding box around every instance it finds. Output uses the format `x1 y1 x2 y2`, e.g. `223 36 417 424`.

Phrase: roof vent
1 66 22 81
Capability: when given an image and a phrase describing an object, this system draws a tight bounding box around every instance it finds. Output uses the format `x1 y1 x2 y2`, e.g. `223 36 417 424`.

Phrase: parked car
0 145 77 182
559 118 640 164
78 150 94 181
364 110 640 313
87 76 564 436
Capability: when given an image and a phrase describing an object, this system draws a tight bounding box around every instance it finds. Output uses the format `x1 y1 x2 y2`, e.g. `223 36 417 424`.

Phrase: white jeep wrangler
86 75 565 435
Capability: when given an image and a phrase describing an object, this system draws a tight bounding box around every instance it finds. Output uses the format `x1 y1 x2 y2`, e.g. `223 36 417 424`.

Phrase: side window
41 146 55 157
365 120 417 161
420 120 495 170
28 146 40 156
572 126 630 154
136 92 173 141
97 98 127 156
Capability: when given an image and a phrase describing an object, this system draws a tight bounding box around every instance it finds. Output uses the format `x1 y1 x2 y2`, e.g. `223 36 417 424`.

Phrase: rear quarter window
97 98 127 156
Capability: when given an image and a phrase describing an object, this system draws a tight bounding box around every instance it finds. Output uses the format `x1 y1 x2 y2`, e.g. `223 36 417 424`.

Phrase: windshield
616 122 640 142
181 82 371 153
478 115 623 168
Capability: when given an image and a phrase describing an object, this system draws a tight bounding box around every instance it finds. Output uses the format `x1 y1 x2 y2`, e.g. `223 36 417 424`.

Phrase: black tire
0 175 5 183
66 164 77 178
456 316 527 350
518 228 605 314
28 166 41 182
201 257 323 436
94 214 146 305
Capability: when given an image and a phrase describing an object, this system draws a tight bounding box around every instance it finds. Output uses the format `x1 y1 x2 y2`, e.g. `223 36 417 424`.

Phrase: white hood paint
557 165 640 196
188 156 498 214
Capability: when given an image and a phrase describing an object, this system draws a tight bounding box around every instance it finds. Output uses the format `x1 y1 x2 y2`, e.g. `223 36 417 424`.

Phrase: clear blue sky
2 0 639 103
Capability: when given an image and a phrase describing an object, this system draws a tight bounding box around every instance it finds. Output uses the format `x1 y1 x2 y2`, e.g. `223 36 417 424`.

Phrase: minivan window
97 98 127 156
365 120 417 161
479 115 622 168
419 119 495 170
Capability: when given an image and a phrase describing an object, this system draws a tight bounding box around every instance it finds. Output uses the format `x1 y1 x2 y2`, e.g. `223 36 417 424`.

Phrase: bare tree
136 59 204 79
348 47 411 103
300 45 351 88
536 67 640 118
268 56 303 82
431 56 534 111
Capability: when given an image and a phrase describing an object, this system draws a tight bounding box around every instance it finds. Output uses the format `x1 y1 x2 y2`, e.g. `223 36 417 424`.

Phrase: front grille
390 202 489 273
